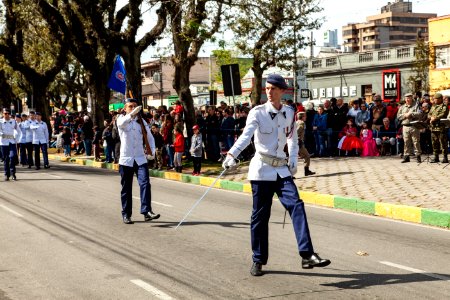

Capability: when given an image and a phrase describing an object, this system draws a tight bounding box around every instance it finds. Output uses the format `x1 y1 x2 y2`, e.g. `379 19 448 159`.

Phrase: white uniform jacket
30 121 49 145
228 102 299 181
117 114 156 167
18 121 28 143
23 120 34 143
0 118 19 146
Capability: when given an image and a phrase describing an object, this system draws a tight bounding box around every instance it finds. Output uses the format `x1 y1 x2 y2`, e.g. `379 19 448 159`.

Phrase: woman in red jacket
173 127 185 173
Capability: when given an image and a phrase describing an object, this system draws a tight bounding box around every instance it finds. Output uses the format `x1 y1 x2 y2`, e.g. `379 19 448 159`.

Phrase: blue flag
108 55 126 95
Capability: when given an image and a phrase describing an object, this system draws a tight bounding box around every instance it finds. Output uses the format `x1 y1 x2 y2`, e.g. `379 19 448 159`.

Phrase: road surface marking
132 196 173 207
46 174 62 179
0 204 24 217
130 279 175 300
379 261 450 281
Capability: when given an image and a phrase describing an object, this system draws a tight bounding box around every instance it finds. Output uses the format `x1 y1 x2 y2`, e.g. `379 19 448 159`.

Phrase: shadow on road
308 171 364 178
150 221 250 229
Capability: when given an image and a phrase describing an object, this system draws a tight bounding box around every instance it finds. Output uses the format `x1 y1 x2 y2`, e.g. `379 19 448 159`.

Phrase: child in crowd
338 118 363 156
151 124 164 170
92 125 102 161
360 122 379 157
61 126 73 157
102 121 114 163
190 125 203 176
173 127 185 173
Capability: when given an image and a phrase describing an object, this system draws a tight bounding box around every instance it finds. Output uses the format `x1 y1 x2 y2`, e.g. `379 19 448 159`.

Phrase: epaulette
283 104 295 111
253 105 265 110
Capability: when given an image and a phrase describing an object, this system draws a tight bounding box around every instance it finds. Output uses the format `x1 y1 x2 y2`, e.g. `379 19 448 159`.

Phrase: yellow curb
392 205 422 223
200 176 221 188
164 172 182 181
92 161 104 168
314 193 334 207
375 202 395 218
113 164 120 171
75 159 86 165
243 183 252 194
300 191 318 204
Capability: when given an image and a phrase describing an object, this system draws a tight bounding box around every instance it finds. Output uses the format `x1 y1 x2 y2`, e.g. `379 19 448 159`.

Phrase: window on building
435 46 450 69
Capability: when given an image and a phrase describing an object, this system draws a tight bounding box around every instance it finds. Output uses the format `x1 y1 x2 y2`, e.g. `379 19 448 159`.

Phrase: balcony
311 60 322 69
359 52 373 62
378 49 391 60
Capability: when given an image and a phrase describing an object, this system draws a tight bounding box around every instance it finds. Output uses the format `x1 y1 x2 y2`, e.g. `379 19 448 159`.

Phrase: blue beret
35 112 41 116
125 98 138 103
266 74 288 90
15 114 21 118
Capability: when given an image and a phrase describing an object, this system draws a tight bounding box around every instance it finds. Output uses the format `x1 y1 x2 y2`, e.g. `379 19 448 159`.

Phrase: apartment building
343 0 436 53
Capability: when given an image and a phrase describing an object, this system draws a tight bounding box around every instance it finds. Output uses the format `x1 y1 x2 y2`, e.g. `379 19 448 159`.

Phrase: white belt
259 154 287 167
1 134 14 139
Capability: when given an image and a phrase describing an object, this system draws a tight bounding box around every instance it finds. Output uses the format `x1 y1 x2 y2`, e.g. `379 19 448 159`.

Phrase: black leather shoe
302 253 331 269
44 165 50 169
442 156 449 163
401 156 410 163
123 217 133 224
430 155 439 163
250 262 263 276
35 167 41 170
12 174 16 181
4 176 9 181
144 212 160 222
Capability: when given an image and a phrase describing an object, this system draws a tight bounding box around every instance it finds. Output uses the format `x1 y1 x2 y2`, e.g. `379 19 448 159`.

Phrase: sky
135 0 450 62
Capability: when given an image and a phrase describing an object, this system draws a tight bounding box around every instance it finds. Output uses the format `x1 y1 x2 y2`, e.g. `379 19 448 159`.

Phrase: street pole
160 58 163 107
293 25 298 103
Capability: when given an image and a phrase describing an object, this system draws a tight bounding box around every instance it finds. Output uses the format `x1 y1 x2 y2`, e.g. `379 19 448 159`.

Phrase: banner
108 55 127 95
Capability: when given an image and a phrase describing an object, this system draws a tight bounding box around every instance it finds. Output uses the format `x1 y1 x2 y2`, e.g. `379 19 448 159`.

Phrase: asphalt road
1 162 449 300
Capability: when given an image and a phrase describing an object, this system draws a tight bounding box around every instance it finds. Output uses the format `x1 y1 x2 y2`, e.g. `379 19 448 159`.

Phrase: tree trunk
31 82 51 122
173 60 195 137
122 48 143 103
252 65 264 105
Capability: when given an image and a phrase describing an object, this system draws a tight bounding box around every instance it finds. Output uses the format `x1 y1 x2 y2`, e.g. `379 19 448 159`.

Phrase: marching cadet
397 93 423 163
24 111 36 168
428 93 449 163
30 112 50 170
117 98 160 224
0 108 19 181
296 111 315 176
17 114 28 166
222 74 330 277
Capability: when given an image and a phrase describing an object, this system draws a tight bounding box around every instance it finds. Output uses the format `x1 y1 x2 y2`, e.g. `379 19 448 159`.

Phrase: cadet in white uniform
117 99 160 224
18 114 29 166
223 74 330 276
0 108 19 180
30 112 50 170
24 111 36 168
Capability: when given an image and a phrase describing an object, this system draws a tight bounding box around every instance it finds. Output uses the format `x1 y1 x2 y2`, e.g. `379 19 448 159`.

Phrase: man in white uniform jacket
117 98 160 224
222 74 330 276
30 112 50 170
0 108 19 181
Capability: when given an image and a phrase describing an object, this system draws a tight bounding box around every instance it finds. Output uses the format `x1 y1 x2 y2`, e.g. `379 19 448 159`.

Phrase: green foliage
407 38 431 94
211 49 252 82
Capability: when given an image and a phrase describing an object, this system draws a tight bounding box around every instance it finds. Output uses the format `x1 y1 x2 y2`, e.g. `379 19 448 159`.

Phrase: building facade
428 15 450 94
306 45 417 103
343 0 436 53
324 29 339 48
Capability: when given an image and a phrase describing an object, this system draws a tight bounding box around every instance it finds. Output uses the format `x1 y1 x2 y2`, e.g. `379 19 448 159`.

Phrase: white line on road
0 204 24 217
132 196 173 207
379 261 450 281
130 279 175 300
46 174 62 179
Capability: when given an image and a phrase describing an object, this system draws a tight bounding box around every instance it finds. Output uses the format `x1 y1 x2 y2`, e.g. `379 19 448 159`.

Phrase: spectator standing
428 93 449 163
162 116 175 170
296 112 315 176
151 124 164 170
81 115 94 156
205 106 221 161
332 98 349 155
347 100 360 123
386 99 399 127
323 100 334 156
173 127 185 173
312 105 328 157
61 126 72 157
371 95 387 131
190 125 203 175
397 93 423 163
220 108 235 151
305 103 316 156
102 121 114 163
92 126 102 161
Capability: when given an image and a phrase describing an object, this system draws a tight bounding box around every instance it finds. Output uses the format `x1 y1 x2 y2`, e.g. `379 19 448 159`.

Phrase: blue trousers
1 143 17 177
19 143 28 165
119 162 152 218
250 176 314 264
34 143 49 168
26 142 34 166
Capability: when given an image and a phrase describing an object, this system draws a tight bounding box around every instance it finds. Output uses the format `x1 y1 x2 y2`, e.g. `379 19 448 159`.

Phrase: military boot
430 154 439 163
304 167 316 176
401 155 410 163
442 155 449 164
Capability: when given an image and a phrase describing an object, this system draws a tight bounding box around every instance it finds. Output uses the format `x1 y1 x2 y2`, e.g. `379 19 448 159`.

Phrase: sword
175 168 228 230
282 210 287 229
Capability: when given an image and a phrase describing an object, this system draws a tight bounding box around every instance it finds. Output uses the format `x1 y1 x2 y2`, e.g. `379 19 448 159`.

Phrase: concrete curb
48 154 450 229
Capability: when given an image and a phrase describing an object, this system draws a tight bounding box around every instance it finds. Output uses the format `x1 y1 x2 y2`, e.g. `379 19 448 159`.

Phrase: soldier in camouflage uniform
296 112 315 176
397 93 423 163
428 93 449 163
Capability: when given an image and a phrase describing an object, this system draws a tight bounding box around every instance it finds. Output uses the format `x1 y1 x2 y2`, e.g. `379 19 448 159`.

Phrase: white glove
130 105 142 118
146 154 155 160
289 161 297 177
222 155 237 169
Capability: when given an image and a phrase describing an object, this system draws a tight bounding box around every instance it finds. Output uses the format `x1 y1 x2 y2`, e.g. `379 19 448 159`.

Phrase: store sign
300 89 310 98
382 69 401 101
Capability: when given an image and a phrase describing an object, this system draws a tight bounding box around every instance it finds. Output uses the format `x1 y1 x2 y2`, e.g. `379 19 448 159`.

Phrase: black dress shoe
144 212 160 222
302 253 331 269
4 176 9 181
35 167 41 170
44 165 50 169
12 174 16 181
123 217 133 224
401 156 410 163
250 262 263 276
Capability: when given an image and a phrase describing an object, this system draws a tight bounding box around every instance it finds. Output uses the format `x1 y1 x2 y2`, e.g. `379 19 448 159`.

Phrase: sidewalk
46 151 450 229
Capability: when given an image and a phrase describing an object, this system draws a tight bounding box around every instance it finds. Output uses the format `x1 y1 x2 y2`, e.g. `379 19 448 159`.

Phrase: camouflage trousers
431 131 448 155
298 145 311 167
403 126 421 156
